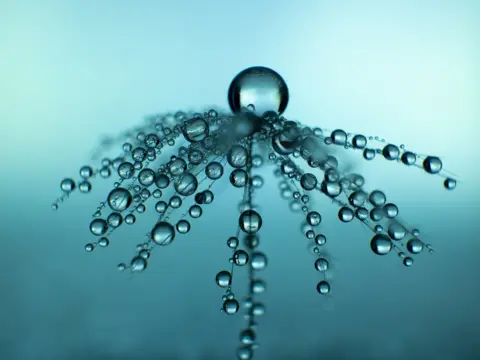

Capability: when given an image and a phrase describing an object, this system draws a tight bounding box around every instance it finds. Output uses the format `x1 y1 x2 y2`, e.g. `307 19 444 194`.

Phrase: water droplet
401 151 417 165
183 117 209 143
228 66 289 117
307 211 321 226
300 173 317 191
78 181 92 193
124 214 136 225
227 237 239 249
107 212 123 227
230 169 248 187
223 298 240 315
60 178 76 192
383 203 399 218
239 210 263 234
388 223 406 240
352 134 367 149
216 271 232 287
406 238 424 254
89 219 108 236
251 252 268 270
107 188 132 211
444 178 456 190
382 144 400 160
370 234 392 255
155 173 170 189
316 280 330 295
331 129 347 145
151 222 175 246
176 220 191 234
233 250 249 266
118 162 135 179
338 207 354 222
369 190 386 207
423 156 443 174
315 234 327 246
205 161 224 180
98 237 109 247
314 258 329 272
131 256 147 272
174 172 198 196
228 145 248 168
189 205 202 218
79 166 93 179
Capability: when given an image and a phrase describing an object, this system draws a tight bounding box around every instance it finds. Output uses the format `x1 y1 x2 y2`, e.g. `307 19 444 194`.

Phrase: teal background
1 0 479 359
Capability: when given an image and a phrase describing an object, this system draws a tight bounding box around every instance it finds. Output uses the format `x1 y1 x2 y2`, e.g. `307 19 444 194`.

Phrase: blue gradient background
1 1 479 359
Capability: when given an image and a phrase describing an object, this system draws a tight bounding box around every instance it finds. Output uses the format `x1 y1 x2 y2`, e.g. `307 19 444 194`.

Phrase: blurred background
0 0 479 359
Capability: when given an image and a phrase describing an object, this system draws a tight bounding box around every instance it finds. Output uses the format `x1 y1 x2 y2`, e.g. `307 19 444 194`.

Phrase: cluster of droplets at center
53 66 456 360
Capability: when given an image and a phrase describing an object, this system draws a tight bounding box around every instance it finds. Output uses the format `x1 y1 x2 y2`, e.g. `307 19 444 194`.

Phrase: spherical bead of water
383 203 399 218
228 145 248 168
237 347 253 360
406 238 424 254
331 129 347 145
300 173 317 191
124 214 136 225
205 161 224 180
182 117 209 142
189 205 202 218
230 169 248 188
250 252 268 271
352 134 367 149
176 220 191 234
130 256 147 272
155 173 170 189
444 178 456 190
316 280 331 295
401 151 416 165
338 207 354 222
174 172 198 196
138 168 156 186
151 222 175 246
239 210 263 234
79 166 93 179
382 144 400 160
233 250 249 266
78 181 92 193
307 211 321 226
89 219 108 236
315 258 329 272
216 270 232 287
107 188 132 212
387 223 406 240
369 190 386 207
370 234 392 255
118 162 135 179
228 66 289 117
107 212 123 227
355 207 368 220
423 156 443 174
60 178 76 192
227 237 239 249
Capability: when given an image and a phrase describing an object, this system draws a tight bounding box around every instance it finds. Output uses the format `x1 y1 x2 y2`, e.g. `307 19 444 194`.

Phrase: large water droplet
228 66 289 117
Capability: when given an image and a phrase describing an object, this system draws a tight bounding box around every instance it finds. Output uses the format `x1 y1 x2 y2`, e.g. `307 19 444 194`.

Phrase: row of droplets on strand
267 132 432 268
320 128 457 190
214 137 267 359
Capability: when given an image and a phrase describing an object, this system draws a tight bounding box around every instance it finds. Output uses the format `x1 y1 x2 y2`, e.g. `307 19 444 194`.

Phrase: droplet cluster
53 66 456 359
